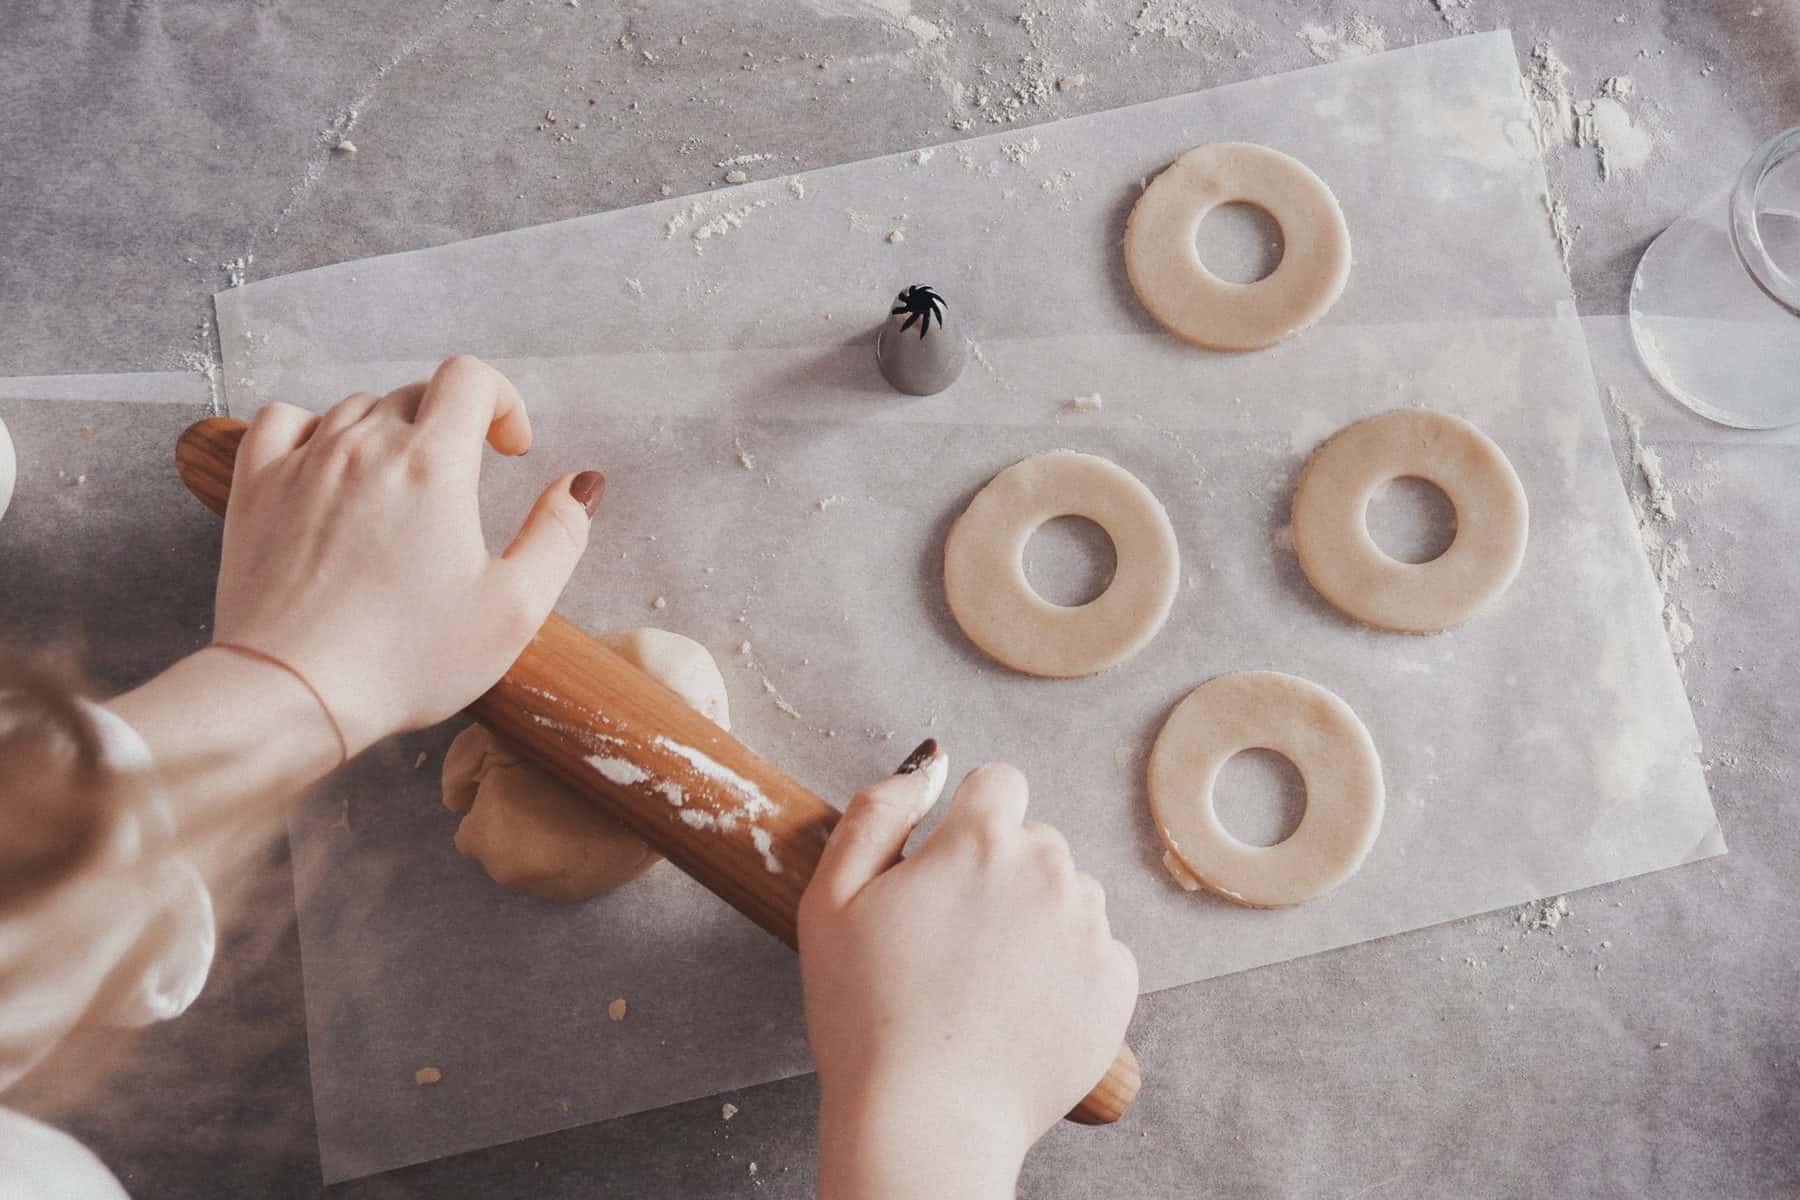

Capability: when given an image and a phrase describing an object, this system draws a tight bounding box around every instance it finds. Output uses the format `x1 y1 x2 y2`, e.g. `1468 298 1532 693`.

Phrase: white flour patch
1129 0 1259 53
1430 0 1475 33
717 152 776 168
664 198 777 252
586 755 650 787
1527 44 1660 180
1001 136 1042 165
1519 895 1570 931
653 736 776 818
1579 96 1655 179
1542 190 1577 271
1296 14 1387 62
749 827 783 874
1609 387 1697 671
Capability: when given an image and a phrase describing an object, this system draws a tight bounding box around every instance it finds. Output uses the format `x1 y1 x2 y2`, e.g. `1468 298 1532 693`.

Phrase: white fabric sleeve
0 701 217 1093
0 1107 129 1200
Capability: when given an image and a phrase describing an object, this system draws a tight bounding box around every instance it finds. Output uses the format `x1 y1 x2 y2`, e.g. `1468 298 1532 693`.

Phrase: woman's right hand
798 748 1139 1199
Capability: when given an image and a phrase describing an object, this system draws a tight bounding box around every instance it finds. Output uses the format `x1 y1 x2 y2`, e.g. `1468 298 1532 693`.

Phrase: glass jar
1629 126 1800 429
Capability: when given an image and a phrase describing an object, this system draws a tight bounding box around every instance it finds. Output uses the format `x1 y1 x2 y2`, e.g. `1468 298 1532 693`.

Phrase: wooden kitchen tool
175 417 1140 1125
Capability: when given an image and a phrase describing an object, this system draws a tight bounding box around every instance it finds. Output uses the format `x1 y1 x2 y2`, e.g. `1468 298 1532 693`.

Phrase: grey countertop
2 2 1795 1196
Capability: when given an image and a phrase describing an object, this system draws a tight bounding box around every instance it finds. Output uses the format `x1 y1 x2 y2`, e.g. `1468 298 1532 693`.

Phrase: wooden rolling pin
175 417 1140 1125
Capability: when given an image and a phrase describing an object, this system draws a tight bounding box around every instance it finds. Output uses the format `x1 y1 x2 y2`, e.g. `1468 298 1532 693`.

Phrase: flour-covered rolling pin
175 416 1140 1125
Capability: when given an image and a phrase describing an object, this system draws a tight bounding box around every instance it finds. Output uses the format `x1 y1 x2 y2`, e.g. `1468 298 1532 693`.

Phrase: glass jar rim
1730 125 1800 316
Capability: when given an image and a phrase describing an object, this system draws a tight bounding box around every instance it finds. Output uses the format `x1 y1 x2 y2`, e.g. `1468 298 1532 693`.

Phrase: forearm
104 646 343 832
817 1081 1026 1200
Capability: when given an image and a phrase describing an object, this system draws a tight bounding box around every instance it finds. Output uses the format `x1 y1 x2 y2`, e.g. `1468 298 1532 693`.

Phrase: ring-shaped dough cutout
944 451 1179 678
1150 672 1383 908
1125 142 1350 351
1292 409 1528 633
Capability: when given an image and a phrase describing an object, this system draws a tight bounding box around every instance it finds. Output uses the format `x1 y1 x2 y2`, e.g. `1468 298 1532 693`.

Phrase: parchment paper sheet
216 34 1721 1182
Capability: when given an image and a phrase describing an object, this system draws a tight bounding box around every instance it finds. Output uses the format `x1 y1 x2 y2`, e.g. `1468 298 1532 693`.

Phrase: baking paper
216 33 1720 1182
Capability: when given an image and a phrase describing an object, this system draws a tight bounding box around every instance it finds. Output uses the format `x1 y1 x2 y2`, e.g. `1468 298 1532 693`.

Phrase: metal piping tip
876 284 967 396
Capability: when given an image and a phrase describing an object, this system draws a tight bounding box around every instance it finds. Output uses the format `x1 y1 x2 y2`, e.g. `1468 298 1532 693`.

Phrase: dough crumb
331 139 358 155
607 997 628 1021
816 495 845 511
721 1102 739 1120
723 169 749 184
414 1066 443 1085
1518 895 1570 931
912 147 936 165
652 595 668 610
787 177 806 200
738 640 753 655
79 426 96 439
1066 393 1103 412
413 752 427 769
886 229 906 244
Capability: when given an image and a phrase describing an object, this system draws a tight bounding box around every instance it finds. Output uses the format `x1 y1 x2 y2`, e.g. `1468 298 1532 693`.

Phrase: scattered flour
663 197 777 252
749 827 783 874
1518 895 1570 931
717 152 776 168
586 755 651 787
1001 136 1042 166
1526 43 1658 179
1579 95 1654 179
1297 13 1388 62
723 169 750 184
653 736 776 819
1129 0 1259 53
1430 0 1475 34
221 253 254 288
1610 390 1696 669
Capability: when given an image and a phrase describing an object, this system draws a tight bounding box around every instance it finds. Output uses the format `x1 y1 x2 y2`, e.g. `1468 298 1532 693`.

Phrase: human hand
211 355 603 759
799 746 1139 1198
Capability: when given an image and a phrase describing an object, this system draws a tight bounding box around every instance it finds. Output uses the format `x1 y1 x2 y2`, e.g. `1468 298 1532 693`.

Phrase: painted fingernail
895 738 940 776
894 738 948 818
570 470 605 517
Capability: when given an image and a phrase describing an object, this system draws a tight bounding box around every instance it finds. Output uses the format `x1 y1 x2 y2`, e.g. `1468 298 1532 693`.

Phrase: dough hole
1212 748 1307 847
1194 201 1285 285
1364 476 1458 565
1022 515 1117 608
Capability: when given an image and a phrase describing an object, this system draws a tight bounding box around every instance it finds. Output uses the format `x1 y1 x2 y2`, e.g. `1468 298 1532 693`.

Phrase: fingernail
893 738 948 819
895 738 939 776
570 470 605 517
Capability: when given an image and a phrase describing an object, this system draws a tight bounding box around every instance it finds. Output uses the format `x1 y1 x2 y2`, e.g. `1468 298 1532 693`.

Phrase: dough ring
1292 409 1528 633
1124 142 1350 351
944 450 1179 678
1149 672 1383 908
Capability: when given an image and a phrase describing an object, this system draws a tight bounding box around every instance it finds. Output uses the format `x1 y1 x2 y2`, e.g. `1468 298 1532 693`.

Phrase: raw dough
944 450 1179 678
1291 409 1528 633
1124 142 1350 351
441 628 730 901
1149 671 1383 908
